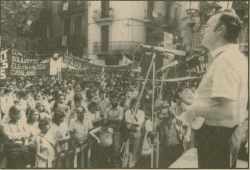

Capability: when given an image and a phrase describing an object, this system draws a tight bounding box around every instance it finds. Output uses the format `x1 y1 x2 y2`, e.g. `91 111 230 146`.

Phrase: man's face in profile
202 14 221 49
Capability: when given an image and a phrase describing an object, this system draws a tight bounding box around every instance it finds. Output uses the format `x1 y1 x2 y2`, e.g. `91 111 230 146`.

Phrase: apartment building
88 1 183 65
40 1 183 65
37 1 88 56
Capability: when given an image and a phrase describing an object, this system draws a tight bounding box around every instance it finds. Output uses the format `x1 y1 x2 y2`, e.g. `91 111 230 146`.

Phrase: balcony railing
144 10 168 26
93 41 141 53
58 1 85 15
92 8 114 22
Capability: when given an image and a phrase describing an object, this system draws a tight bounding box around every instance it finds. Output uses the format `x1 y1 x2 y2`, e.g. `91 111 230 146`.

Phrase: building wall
51 1 63 38
88 1 148 64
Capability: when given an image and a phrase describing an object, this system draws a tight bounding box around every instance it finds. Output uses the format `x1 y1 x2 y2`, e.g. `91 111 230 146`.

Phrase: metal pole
128 53 156 130
156 131 160 168
151 55 156 168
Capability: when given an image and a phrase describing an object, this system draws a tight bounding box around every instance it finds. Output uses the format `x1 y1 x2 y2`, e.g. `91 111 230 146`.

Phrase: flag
50 52 62 76
101 66 106 90
123 55 132 65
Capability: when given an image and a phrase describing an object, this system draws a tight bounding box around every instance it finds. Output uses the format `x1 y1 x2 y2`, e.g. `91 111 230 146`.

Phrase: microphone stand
122 53 156 168
151 55 155 168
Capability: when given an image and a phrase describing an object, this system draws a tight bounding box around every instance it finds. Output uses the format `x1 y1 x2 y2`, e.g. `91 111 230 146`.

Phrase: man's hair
27 108 38 124
131 97 139 105
52 111 65 123
119 92 126 99
214 9 242 43
38 117 51 130
76 106 86 113
86 89 93 99
109 91 118 100
9 105 20 116
87 101 97 111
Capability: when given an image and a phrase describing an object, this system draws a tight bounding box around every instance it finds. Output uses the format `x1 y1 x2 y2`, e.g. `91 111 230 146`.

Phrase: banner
187 48 209 76
0 49 9 79
10 48 50 77
63 52 132 71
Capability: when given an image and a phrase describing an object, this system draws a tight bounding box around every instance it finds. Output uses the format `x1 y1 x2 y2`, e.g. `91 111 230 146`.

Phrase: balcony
144 10 168 27
93 41 141 54
58 1 85 16
92 8 114 22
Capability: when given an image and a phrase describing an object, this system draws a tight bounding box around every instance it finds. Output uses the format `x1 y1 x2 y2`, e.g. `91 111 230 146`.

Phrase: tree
1 0 42 46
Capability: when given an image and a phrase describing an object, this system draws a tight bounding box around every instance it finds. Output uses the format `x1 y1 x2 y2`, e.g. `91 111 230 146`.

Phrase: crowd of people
0 73 196 168
0 70 248 168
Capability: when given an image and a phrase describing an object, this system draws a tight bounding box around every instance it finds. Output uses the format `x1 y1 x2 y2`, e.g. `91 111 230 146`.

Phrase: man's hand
180 104 197 124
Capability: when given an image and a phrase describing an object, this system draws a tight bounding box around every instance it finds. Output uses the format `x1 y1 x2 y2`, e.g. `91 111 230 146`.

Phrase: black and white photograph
0 0 249 169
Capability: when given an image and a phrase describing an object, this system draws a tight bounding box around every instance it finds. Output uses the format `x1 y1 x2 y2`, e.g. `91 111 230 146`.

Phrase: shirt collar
210 44 239 58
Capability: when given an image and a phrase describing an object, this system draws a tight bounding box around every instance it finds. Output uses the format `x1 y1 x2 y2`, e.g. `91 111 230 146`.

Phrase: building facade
88 1 183 65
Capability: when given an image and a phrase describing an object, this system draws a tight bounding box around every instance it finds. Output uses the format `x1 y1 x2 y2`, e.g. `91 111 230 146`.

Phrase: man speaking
182 9 248 168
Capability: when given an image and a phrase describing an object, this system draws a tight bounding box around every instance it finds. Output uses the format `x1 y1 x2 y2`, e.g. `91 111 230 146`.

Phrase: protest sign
10 48 50 77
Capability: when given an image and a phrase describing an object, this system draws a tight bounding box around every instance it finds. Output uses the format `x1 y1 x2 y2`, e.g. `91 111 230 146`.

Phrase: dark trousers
5 144 29 168
28 145 36 167
159 144 183 168
99 145 115 168
195 123 243 168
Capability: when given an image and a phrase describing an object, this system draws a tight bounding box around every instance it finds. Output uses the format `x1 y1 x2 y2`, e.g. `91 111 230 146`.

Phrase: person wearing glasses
182 9 248 168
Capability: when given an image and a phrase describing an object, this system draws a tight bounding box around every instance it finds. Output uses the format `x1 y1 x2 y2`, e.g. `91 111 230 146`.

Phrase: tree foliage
1 0 42 38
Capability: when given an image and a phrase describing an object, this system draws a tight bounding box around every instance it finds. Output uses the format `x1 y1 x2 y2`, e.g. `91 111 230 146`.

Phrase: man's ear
217 24 227 36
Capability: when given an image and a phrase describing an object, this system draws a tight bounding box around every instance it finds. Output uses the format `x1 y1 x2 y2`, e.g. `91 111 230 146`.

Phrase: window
74 16 82 36
64 18 71 36
175 7 178 19
147 1 154 18
101 25 109 51
101 1 109 18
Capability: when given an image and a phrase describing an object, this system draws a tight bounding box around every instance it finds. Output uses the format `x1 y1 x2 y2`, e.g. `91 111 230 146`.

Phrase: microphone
140 43 186 56
156 61 178 73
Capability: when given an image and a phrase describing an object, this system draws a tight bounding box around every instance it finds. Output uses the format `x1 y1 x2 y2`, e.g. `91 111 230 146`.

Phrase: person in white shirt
182 9 247 168
87 101 100 124
2 88 14 117
27 108 40 167
124 97 145 168
51 111 70 151
69 106 93 168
